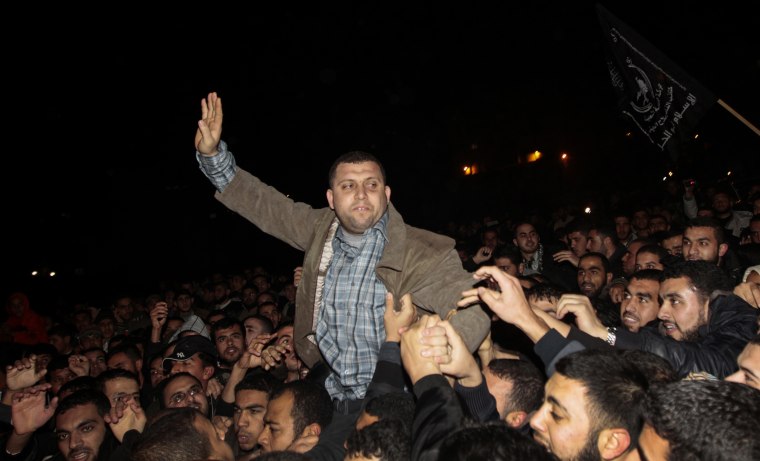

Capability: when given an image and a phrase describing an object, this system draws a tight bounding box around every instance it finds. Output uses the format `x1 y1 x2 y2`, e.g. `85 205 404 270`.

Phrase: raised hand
11 384 58 435
106 397 146 442
435 320 482 387
400 315 442 385
552 250 580 267
150 301 169 330
472 246 493 264
195 92 224 156
6 355 46 391
556 294 607 340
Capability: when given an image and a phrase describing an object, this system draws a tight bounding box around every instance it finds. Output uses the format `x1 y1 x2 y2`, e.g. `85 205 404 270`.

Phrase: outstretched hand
195 92 223 156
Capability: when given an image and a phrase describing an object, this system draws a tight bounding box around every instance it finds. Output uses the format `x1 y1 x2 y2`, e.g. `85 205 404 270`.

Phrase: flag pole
717 99 760 136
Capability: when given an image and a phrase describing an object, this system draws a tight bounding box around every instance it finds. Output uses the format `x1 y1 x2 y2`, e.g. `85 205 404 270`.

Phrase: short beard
570 428 601 461
681 307 707 342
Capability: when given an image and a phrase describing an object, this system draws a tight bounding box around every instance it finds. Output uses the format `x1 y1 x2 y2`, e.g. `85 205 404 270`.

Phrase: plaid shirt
318 213 388 401
196 140 237 192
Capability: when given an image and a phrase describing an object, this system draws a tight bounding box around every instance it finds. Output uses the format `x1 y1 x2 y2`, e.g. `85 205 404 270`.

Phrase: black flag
597 4 717 154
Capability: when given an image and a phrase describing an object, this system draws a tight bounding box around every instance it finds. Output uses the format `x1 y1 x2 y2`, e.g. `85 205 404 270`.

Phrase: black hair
492 245 524 266
328 151 386 188
270 380 333 437
642 380 760 461
635 244 669 265
629 268 664 283
211 317 244 342
685 217 726 245
55 388 111 420
579 252 612 274
59 376 98 396
363 391 415 434
618 350 677 385
487 359 545 414
437 421 556 461
95 368 139 393
234 372 279 395
526 283 565 301
242 314 275 335
131 408 211 461
662 260 735 306
345 418 410 461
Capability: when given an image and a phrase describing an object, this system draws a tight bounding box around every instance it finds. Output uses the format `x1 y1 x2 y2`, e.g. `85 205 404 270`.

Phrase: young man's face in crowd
635 251 665 271
577 255 611 299
258 390 298 453
661 234 683 257
682 226 726 264
56 403 107 461
658 276 709 341
163 374 209 416
530 373 599 461
620 278 660 333
234 389 269 452
514 224 539 254
725 342 760 391
215 324 244 365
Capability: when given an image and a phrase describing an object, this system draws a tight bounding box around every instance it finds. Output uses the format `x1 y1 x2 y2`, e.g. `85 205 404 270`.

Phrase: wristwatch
606 326 617 346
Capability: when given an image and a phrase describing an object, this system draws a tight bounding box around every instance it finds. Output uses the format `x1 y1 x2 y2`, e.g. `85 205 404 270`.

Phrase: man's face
98 319 114 340
103 377 141 408
638 424 670 461
258 390 297 453
633 211 649 230
175 293 194 313
658 276 709 341
614 216 632 241
56 403 107 461
326 161 391 235
567 231 588 258
530 373 598 461
73 313 92 332
244 318 268 344
683 226 726 264
514 224 539 254
648 216 669 233
483 230 499 250
483 367 514 420
164 375 209 416
50 335 71 354
577 256 611 299
711 193 732 214
620 278 660 333
113 298 134 322
84 350 106 377
725 343 760 391
750 220 760 244
149 357 167 388
106 352 138 375
215 324 244 365
258 304 281 328
662 234 683 257
494 256 521 277
50 368 76 395
635 251 665 271
193 414 235 461
169 354 213 387
585 230 606 254
213 284 229 303
621 240 645 277
234 389 269 452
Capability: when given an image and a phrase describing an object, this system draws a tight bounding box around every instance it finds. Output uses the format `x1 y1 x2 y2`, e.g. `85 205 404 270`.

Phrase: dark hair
96 368 139 393
328 151 386 188
437 422 556 461
157 372 202 410
618 350 677 385
487 359 545 414
591 225 620 247
242 314 274 335
662 260 734 306
345 418 410 461
48 323 76 340
629 269 664 283
255 452 314 461
363 392 415 434
105 344 141 363
636 244 669 265
131 408 211 461
59 376 98 396
526 283 565 301
579 252 612 274
685 217 726 245
492 245 524 266
565 217 592 236
234 372 279 396
270 380 333 437
55 388 111 420
211 317 244 342
642 380 760 461
554 350 647 445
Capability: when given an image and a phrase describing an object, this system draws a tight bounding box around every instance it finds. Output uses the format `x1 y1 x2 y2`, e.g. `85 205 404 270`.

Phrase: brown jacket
217 168 490 368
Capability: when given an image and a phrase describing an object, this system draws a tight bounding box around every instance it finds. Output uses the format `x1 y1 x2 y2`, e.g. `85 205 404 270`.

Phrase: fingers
385 292 396 312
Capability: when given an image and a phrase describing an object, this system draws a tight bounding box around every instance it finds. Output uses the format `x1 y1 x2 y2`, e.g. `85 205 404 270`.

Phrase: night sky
4 3 759 307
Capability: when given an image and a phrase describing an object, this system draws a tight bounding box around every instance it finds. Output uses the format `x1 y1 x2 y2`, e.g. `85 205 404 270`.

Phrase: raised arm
195 92 223 157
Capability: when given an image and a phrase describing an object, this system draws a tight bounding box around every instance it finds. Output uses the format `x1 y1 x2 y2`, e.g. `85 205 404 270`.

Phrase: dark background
3 3 759 310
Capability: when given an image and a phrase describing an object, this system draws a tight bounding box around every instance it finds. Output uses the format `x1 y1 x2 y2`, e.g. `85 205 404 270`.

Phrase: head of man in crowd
648 214 670 234
632 208 650 238
613 213 633 244
711 191 736 218
577 253 612 299
634 244 668 272
162 335 217 390
725 335 760 391
658 260 734 341
620 269 662 333
96 368 141 408
48 355 77 395
131 407 234 461
111 295 135 323
159 371 210 416
586 226 619 261
234 374 279 455
527 283 564 317
749 214 760 244
513 222 540 258
639 380 760 461
257 380 333 454
48 324 76 355
243 314 274 345
565 219 591 259
493 245 525 277
483 359 545 428
325 151 390 235
659 228 684 257
437 423 556 461
258 302 282 330
530 350 647 461
54 389 112 461
212 317 245 367
345 419 411 461
106 344 143 386
355 391 415 433
683 217 728 265
621 238 652 277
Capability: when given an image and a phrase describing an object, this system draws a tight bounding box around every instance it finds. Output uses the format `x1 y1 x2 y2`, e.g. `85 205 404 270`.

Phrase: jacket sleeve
215 168 328 251
411 375 466 461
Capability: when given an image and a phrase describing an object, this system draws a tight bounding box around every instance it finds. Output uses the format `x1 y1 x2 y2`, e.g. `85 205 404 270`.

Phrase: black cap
162 335 218 369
